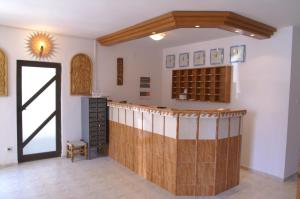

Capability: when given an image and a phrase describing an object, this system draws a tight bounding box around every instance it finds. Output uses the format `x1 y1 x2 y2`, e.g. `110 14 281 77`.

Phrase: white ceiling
0 0 299 41
132 28 235 48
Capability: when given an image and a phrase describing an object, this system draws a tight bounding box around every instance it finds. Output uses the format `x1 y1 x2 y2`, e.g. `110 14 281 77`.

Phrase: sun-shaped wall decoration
26 32 56 60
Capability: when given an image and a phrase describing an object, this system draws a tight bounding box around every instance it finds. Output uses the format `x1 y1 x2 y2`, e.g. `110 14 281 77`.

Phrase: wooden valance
97 11 277 46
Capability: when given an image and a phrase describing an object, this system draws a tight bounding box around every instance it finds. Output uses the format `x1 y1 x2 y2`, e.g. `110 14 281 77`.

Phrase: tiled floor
0 157 297 199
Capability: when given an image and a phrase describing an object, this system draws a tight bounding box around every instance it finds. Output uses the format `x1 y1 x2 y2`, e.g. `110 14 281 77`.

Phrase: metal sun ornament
26 32 56 60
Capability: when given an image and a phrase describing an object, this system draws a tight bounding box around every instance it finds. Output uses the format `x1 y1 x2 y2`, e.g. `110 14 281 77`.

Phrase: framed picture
166 55 175 68
179 53 189 67
230 45 246 63
210 48 224 65
193 50 205 66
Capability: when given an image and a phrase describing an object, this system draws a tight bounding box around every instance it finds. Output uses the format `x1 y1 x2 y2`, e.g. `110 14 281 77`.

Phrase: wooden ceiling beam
97 11 277 46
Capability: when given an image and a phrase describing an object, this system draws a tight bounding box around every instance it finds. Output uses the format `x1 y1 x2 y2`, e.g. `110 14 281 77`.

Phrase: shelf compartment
171 66 231 102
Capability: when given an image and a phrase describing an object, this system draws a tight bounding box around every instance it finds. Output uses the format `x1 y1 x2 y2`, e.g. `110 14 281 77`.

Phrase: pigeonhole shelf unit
81 97 108 159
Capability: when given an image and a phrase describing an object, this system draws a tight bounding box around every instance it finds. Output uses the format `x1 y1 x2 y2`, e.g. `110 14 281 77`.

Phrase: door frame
17 60 62 163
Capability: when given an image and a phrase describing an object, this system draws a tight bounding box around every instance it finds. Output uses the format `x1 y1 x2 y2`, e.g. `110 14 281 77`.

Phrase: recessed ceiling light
149 33 166 41
235 30 241 33
250 34 255 37
195 25 200 28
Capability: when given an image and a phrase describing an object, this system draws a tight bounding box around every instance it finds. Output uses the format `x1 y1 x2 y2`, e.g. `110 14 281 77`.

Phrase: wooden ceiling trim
97 11 277 46
100 18 176 45
224 13 276 37
98 12 176 45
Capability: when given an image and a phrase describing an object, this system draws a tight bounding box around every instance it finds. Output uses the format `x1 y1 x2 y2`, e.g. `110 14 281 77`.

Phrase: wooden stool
66 140 88 162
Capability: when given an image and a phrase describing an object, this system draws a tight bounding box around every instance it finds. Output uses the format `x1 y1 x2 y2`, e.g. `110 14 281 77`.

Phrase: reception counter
108 101 247 196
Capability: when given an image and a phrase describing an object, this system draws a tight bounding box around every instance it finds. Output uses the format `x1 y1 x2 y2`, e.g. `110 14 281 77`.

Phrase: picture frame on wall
179 52 189 67
166 54 175 68
210 48 224 65
193 50 205 66
230 45 246 63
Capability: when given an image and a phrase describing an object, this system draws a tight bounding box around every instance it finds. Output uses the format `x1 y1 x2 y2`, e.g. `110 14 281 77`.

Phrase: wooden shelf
171 66 231 103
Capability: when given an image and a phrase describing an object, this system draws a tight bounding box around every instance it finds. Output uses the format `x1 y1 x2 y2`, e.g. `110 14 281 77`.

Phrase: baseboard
240 165 285 182
284 172 297 181
0 162 18 169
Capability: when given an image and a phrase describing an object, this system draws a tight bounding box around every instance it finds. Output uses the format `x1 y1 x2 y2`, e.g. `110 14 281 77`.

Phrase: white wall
0 26 95 165
0 24 297 180
285 26 300 178
96 40 162 105
161 27 293 179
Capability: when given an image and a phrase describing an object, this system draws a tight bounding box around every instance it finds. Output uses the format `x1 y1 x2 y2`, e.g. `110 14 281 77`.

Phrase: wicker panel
195 184 215 196
176 140 196 195
177 140 196 164
197 163 215 185
152 134 164 157
163 160 177 194
120 124 127 165
107 113 243 196
164 137 177 163
196 140 216 196
197 140 216 162
125 126 135 171
152 133 164 187
142 130 153 180
227 136 240 188
108 121 115 159
176 184 195 196
152 156 164 187
177 163 196 185
215 138 228 194
163 137 177 194
133 128 143 176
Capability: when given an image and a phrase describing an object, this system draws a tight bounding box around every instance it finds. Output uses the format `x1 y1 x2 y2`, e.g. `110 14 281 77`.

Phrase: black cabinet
81 97 108 159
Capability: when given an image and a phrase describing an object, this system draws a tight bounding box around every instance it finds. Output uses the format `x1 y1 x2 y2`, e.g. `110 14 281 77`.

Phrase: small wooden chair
66 140 88 162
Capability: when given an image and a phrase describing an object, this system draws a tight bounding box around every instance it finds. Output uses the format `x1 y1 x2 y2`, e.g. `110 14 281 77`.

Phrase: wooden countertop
108 101 247 117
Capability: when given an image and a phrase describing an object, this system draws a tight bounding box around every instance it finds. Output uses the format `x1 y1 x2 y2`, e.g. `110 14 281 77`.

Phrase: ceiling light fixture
149 33 166 41
235 30 241 33
250 34 255 37
195 25 200 28
26 32 56 59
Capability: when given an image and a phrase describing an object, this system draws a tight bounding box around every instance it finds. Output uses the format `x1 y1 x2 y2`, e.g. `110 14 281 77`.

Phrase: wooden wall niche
117 58 123 85
70 53 92 95
0 48 8 96
172 66 231 103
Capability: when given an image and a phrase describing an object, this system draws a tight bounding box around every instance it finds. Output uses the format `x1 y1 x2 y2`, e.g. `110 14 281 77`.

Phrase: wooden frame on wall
70 53 92 96
117 58 124 85
0 48 8 96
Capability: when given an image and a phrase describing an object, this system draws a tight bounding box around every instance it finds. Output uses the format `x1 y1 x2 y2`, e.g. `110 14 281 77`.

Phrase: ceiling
0 0 299 42
131 28 235 49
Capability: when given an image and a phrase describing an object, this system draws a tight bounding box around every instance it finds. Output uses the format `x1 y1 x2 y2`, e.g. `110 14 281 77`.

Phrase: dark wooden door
17 60 61 162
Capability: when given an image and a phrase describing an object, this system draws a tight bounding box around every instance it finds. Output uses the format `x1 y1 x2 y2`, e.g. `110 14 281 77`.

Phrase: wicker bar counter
108 101 247 196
